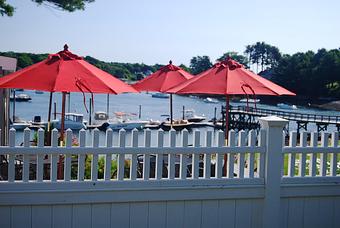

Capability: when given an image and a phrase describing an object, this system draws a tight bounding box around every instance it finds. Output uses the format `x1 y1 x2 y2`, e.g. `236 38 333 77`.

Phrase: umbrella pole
170 94 173 127
223 95 230 176
225 95 229 139
12 89 15 122
57 92 67 180
47 92 53 131
106 94 109 116
46 92 53 146
60 92 66 143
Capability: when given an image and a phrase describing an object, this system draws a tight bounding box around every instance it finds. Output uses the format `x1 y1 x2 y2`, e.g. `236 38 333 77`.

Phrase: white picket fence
283 131 339 181
0 127 266 183
0 116 339 228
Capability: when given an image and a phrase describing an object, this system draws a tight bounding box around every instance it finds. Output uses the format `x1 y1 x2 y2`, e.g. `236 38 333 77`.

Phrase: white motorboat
240 98 260 103
99 112 149 131
183 109 205 122
151 93 169 98
29 116 47 129
277 103 298 110
93 111 109 126
10 93 32 102
203 97 219 103
10 116 31 130
51 113 87 130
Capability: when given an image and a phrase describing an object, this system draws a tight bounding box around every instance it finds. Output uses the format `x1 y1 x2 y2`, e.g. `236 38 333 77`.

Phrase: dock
224 105 340 133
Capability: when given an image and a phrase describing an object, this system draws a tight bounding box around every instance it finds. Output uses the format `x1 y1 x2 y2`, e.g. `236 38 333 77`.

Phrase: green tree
190 56 212 75
17 54 33 68
179 64 191 73
217 51 248 66
245 42 281 72
0 0 13 16
1 0 94 16
272 48 340 99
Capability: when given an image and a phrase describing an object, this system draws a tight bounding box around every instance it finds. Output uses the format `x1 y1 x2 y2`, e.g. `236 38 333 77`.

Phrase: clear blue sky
1 0 339 66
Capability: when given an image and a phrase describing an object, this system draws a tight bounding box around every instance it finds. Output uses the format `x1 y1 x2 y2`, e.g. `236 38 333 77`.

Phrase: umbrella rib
77 61 119 94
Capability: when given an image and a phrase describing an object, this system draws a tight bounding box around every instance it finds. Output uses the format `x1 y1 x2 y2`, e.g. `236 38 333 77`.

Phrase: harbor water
10 90 340 146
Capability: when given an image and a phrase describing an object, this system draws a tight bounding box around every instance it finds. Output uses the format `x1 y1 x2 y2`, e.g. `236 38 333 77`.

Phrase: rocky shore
316 100 340 111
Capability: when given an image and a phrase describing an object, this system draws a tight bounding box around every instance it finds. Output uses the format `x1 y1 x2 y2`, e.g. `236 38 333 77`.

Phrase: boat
151 93 169 98
160 119 193 131
277 103 298 110
92 111 109 126
29 116 47 129
98 112 149 131
10 93 32 102
240 98 260 103
50 113 87 130
144 119 161 129
203 97 219 103
183 109 205 122
10 116 31 130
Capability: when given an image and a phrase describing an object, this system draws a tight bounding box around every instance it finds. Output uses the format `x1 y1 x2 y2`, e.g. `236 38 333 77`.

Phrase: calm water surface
10 90 340 146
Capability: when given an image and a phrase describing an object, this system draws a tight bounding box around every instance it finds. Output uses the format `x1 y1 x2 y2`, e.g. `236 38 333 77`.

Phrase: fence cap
259 116 288 128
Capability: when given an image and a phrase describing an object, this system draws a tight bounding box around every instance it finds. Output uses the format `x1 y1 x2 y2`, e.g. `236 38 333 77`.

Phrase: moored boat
277 103 298 110
92 111 109 126
239 98 260 103
203 97 218 103
10 116 31 130
10 93 32 102
183 109 205 122
151 93 169 98
51 113 87 130
98 112 149 131
160 119 193 131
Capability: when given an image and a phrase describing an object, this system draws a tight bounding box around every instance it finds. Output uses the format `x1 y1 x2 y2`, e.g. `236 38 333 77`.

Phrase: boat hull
100 121 148 131
160 122 193 131
51 120 87 130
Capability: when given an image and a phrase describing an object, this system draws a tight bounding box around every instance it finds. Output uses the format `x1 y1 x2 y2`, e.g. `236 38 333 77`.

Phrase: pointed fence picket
78 129 86 181
130 129 138 180
104 129 113 181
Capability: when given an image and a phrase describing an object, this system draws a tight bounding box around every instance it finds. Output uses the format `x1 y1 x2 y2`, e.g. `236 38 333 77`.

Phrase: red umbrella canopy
132 60 194 92
167 57 295 96
0 45 137 94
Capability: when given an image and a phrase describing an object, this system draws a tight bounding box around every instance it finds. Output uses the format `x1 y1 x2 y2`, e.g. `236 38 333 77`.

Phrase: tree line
1 42 340 99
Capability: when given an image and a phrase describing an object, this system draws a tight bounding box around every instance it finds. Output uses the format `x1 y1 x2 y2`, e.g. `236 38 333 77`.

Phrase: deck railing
231 105 340 124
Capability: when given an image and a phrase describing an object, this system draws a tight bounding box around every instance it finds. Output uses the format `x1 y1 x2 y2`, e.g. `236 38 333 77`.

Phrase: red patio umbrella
168 57 295 135
132 60 194 125
0 44 138 140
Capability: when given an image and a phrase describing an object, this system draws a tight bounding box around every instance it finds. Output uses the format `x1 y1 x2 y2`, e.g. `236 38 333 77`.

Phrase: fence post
259 116 288 228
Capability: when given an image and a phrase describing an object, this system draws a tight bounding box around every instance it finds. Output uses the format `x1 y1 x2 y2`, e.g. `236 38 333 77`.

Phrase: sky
1 0 339 66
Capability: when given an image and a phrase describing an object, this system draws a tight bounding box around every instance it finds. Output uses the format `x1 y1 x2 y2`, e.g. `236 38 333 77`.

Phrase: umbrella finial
169 60 172 65
64 44 69 51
